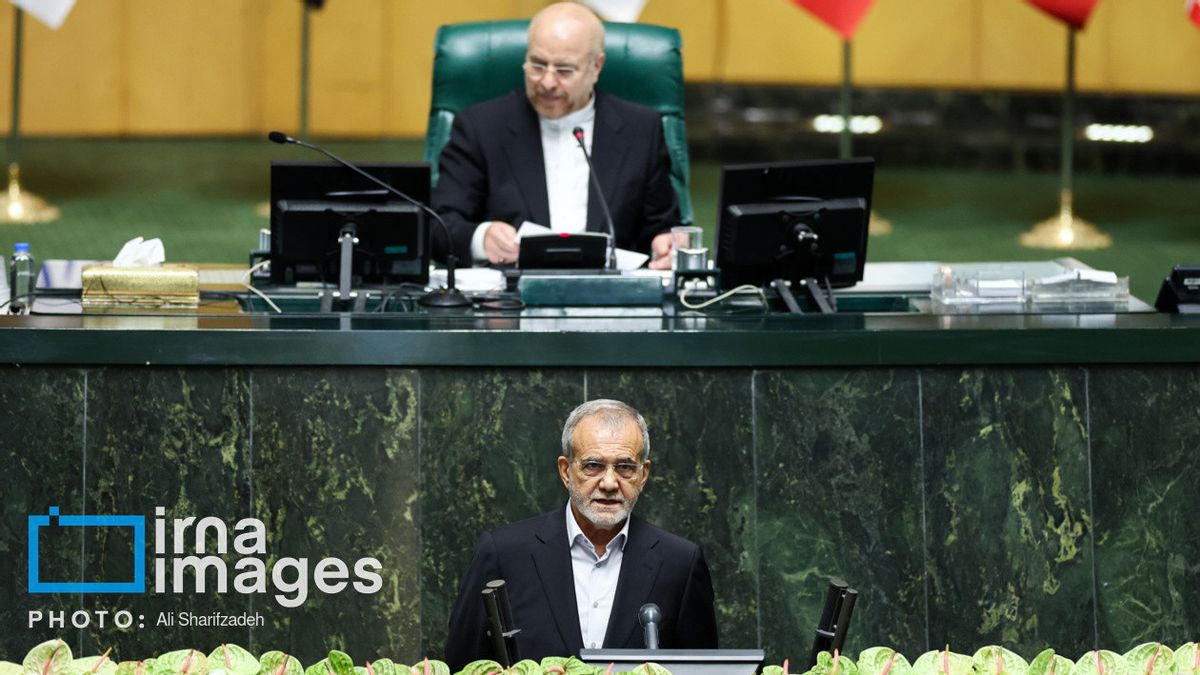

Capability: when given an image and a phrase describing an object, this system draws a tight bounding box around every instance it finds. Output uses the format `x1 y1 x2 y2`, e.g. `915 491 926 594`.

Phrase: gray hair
561 399 650 459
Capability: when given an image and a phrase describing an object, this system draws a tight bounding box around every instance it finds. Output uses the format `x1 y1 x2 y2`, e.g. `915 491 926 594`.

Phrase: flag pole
839 39 852 161
299 0 312 140
838 37 891 235
260 0 317 218
1 6 60 224
1020 26 1110 249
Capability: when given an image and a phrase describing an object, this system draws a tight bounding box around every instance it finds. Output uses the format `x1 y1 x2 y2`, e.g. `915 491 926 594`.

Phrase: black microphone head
638 603 662 626
572 127 585 140
267 131 290 144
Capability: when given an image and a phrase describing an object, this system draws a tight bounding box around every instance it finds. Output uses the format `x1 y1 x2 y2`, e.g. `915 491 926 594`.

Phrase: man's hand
483 222 520 265
648 231 673 270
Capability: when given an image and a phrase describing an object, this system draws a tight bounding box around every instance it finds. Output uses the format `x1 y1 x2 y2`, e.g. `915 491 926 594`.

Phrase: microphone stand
482 579 521 666
807 578 857 669
267 131 471 307
571 127 616 271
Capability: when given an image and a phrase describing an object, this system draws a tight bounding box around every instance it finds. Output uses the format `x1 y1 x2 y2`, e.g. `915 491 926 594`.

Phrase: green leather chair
423 19 693 225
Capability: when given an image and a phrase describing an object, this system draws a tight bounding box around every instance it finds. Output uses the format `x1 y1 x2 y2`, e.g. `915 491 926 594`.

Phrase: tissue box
81 264 200 308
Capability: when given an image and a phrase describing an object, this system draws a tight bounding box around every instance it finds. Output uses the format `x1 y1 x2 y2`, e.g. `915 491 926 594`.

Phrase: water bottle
8 242 35 314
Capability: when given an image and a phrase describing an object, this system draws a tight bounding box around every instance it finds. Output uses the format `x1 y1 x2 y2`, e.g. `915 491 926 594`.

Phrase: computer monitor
269 161 431 286
715 158 874 293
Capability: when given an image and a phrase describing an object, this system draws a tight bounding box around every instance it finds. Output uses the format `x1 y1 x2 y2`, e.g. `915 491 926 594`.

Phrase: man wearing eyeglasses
432 2 679 268
444 399 718 670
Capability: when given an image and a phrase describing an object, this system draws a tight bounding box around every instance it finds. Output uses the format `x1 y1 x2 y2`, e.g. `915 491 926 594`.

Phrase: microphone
638 603 662 650
266 131 470 307
572 127 617 270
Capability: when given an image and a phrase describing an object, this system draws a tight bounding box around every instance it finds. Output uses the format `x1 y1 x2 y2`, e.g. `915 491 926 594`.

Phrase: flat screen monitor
269 161 431 286
715 158 874 292
579 649 765 675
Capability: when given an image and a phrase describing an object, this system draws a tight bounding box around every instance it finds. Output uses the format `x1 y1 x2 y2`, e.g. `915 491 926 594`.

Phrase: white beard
569 482 638 529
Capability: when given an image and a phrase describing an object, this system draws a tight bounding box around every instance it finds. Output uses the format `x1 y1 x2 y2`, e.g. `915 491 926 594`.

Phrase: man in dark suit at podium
444 399 718 670
432 2 679 268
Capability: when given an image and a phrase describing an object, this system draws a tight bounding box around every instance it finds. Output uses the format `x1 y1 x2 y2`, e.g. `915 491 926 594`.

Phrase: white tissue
111 237 166 267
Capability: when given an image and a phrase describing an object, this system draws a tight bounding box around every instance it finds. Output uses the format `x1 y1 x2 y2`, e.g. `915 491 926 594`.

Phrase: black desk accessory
518 232 609 270
1154 265 1200 313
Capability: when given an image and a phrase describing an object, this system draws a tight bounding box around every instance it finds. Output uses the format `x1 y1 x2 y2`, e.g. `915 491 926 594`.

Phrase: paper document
429 267 505 293
515 221 552 240
1037 269 1119 286
517 221 648 271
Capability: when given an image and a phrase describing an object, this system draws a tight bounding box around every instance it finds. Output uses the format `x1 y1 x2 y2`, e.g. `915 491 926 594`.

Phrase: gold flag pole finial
2 8 60 225
0 162 60 224
1020 187 1110 249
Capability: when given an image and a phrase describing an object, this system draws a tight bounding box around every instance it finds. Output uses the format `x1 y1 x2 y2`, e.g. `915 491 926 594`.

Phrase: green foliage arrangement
3 640 1199 675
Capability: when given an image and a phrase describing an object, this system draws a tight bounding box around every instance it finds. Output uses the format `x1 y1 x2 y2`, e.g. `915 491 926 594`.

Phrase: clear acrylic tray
931 264 1129 313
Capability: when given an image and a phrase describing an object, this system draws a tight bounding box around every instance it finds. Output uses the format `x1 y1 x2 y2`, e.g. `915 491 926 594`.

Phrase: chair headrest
430 20 684 115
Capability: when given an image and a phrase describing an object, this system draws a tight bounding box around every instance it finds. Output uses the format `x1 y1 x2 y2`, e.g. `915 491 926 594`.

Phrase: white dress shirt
564 499 629 650
470 96 596 262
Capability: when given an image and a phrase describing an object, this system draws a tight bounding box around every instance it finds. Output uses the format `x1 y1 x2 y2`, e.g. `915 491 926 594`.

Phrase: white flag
581 0 649 23
10 0 76 30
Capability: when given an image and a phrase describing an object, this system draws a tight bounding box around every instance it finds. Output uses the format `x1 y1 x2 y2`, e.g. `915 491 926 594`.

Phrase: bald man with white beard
431 2 680 269
443 399 718 670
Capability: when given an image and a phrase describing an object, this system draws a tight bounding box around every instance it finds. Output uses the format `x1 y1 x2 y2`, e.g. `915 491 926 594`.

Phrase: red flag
1189 0 1200 28
1024 0 1100 30
789 0 876 40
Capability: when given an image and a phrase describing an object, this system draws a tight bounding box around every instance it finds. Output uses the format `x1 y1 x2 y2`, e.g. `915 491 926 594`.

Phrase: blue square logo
28 507 146 594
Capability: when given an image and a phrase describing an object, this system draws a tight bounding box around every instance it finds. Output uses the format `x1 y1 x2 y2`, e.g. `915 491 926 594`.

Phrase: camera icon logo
28 507 146 594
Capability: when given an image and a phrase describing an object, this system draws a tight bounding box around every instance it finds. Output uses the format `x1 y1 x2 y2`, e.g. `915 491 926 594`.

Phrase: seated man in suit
444 399 718 670
432 2 679 268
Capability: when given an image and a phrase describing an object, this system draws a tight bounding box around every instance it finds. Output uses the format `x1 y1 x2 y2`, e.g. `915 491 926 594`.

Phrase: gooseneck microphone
266 131 470 307
638 603 662 650
571 127 617 270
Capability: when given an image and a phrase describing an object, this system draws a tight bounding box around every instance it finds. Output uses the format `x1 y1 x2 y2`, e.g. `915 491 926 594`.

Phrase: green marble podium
2 297 1198 665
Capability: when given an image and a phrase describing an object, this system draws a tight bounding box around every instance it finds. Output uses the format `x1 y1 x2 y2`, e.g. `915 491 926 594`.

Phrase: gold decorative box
81 264 200 308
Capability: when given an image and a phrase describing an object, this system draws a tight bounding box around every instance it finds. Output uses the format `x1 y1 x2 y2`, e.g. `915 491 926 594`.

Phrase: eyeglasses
523 60 584 80
574 458 644 480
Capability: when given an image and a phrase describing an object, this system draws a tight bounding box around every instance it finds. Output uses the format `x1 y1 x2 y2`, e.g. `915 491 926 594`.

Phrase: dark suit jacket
443 509 718 671
431 89 681 263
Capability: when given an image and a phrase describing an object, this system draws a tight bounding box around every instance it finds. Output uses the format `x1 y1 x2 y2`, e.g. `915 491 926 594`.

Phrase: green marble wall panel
920 368 1094 656
1088 366 1200 650
419 369 584 660
7 361 1200 664
586 369 758 652
755 368 925 663
250 368 420 664
79 368 251 658
0 367 87 657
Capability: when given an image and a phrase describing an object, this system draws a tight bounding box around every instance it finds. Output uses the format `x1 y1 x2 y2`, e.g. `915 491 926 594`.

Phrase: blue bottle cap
14 242 29 253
